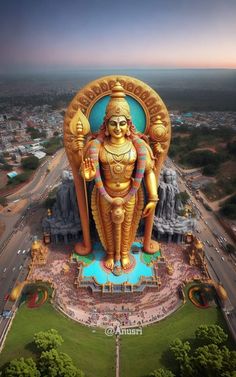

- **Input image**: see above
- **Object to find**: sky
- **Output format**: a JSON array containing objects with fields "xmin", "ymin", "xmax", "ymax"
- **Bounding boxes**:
[{"xmin": 0, "ymin": 0, "xmax": 236, "ymax": 74}]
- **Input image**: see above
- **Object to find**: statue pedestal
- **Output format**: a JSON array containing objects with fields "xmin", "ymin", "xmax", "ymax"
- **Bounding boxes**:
[{"xmin": 73, "ymin": 242, "xmax": 161, "ymax": 293}]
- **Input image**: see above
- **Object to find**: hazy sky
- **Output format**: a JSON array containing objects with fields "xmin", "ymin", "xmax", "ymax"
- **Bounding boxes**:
[{"xmin": 1, "ymin": 0, "xmax": 236, "ymax": 73}]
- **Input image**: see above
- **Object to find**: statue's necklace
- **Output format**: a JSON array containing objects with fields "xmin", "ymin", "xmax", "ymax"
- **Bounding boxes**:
[{"xmin": 104, "ymin": 139, "xmax": 132, "ymax": 157}]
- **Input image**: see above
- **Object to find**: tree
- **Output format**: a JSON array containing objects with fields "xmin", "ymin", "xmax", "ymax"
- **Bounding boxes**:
[
  {"xmin": 221, "ymin": 348, "xmax": 236, "ymax": 376},
  {"xmin": 195, "ymin": 325, "xmax": 228, "ymax": 345},
  {"xmin": 2, "ymin": 357, "xmax": 40, "ymax": 377},
  {"xmin": 193, "ymin": 344, "xmax": 224, "ymax": 376},
  {"xmin": 149, "ymin": 368, "xmax": 175, "ymax": 377},
  {"xmin": 169, "ymin": 339, "xmax": 191, "ymax": 364},
  {"xmin": 38, "ymin": 349, "xmax": 84, "ymax": 377},
  {"xmin": 22, "ymin": 156, "xmax": 39, "ymax": 170},
  {"xmin": 0, "ymin": 196, "xmax": 7, "ymax": 206},
  {"xmin": 44, "ymin": 197, "xmax": 56, "ymax": 209},
  {"xmin": 34, "ymin": 329, "xmax": 63, "ymax": 352},
  {"xmin": 220, "ymin": 204, "xmax": 236, "ymax": 220},
  {"xmin": 2, "ymin": 163, "xmax": 12, "ymax": 171},
  {"xmin": 7, "ymin": 172, "xmax": 31, "ymax": 186},
  {"xmin": 169, "ymin": 338, "xmax": 194, "ymax": 377},
  {"xmin": 176, "ymin": 191, "xmax": 190, "ymax": 206},
  {"xmin": 202, "ymin": 164, "xmax": 217, "ymax": 176}
]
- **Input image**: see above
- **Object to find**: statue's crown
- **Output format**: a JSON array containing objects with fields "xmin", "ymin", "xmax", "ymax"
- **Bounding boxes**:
[{"xmin": 105, "ymin": 80, "xmax": 131, "ymax": 120}]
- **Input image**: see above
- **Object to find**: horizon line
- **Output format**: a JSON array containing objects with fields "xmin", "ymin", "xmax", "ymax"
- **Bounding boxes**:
[{"xmin": 0, "ymin": 66, "xmax": 236, "ymax": 76}]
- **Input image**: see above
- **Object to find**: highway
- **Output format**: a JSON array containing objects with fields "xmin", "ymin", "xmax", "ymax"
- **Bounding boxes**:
[
  {"xmin": 0, "ymin": 148, "xmax": 69, "ymax": 315},
  {"xmin": 0, "ymin": 226, "xmax": 31, "ymax": 312},
  {"xmin": 167, "ymin": 158, "xmax": 236, "ymax": 337},
  {"xmin": 0, "ymin": 149, "xmax": 68, "ymax": 248}
]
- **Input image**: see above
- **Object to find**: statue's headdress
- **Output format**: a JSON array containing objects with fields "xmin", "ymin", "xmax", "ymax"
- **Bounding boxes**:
[{"xmin": 105, "ymin": 81, "xmax": 131, "ymax": 121}]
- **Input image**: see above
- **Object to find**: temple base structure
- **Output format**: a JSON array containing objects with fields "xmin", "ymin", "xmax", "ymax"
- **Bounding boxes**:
[{"xmin": 73, "ymin": 242, "xmax": 162, "ymax": 294}]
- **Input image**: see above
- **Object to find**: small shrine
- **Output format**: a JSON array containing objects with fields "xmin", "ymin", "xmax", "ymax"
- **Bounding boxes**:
[{"xmin": 31, "ymin": 237, "xmax": 48, "ymax": 265}]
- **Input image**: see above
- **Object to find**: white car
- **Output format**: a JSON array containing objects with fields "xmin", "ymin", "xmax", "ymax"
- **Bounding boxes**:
[
  {"xmin": 17, "ymin": 249, "xmax": 21, "ymax": 254},
  {"xmin": 22, "ymin": 250, "xmax": 26, "ymax": 254},
  {"xmin": 221, "ymin": 256, "xmax": 225, "ymax": 261}
]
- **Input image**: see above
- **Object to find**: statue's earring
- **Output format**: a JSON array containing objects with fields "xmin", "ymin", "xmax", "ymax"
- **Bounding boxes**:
[
  {"xmin": 105, "ymin": 128, "xmax": 109, "ymax": 136},
  {"xmin": 126, "ymin": 128, "xmax": 131, "ymax": 136}
]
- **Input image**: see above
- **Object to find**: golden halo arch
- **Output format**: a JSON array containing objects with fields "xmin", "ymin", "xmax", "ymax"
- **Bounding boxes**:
[{"xmin": 64, "ymin": 75, "xmax": 171, "ymax": 165}]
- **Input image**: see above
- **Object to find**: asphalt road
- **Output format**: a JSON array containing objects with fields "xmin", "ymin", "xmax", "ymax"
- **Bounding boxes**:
[
  {"xmin": 0, "ymin": 149, "xmax": 68, "ymax": 248},
  {"xmin": 0, "ymin": 149, "xmax": 69, "ymax": 314},
  {"xmin": 167, "ymin": 158, "xmax": 236, "ymax": 337},
  {"xmin": 0, "ymin": 225, "xmax": 31, "ymax": 313}
]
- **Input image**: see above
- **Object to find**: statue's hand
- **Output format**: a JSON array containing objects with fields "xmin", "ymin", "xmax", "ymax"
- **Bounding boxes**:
[
  {"xmin": 142, "ymin": 202, "xmax": 156, "ymax": 218},
  {"xmin": 81, "ymin": 158, "xmax": 96, "ymax": 181}
]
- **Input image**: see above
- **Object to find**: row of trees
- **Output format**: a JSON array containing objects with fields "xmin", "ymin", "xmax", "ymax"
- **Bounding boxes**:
[
  {"xmin": 0, "ymin": 329, "xmax": 84, "ymax": 377},
  {"xmin": 180, "ymin": 149, "xmax": 226, "ymax": 175},
  {"xmin": 44, "ymin": 137, "xmax": 63, "ymax": 155},
  {"xmin": 148, "ymin": 325, "xmax": 235, "ymax": 377},
  {"xmin": 26, "ymin": 126, "xmax": 46, "ymax": 140},
  {"xmin": 170, "ymin": 126, "xmax": 236, "ymax": 178},
  {"xmin": 7, "ymin": 156, "xmax": 40, "ymax": 186}
]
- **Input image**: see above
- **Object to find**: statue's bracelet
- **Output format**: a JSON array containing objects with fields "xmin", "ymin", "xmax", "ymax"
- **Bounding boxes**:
[{"xmin": 149, "ymin": 197, "xmax": 159, "ymax": 202}]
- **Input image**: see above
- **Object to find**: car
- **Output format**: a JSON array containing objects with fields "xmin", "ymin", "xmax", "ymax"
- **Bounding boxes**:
[
  {"xmin": 216, "ymin": 248, "xmax": 219, "ymax": 253},
  {"xmin": 12, "ymin": 267, "xmax": 16, "ymax": 271},
  {"xmin": 17, "ymin": 249, "xmax": 21, "ymax": 254},
  {"xmin": 19, "ymin": 265, "xmax": 23, "ymax": 270},
  {"xmin": 22, "ymin": 250, "xmax": 26, "ymax": 254},
  {"xmin": 221, "ymin": 256, "xmax": 225, "ymax": 261},
  {"xmin": 3, "ymin": 267, "xmax": 7, "ymax": 273}
]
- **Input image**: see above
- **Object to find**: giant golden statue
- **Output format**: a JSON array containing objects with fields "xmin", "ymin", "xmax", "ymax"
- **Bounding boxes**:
[{"xmin": 64, "ymin": 76, "xmax": 171, "ymax": 273}]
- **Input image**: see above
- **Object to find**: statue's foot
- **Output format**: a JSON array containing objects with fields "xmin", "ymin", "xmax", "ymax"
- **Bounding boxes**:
[
  {"xmin": 104, "ymin": 257, "xmax": 114, "ymax": 271},
  {"xmin": 121, "ymin": 255, "xmax": 131, "ymax": 270}
]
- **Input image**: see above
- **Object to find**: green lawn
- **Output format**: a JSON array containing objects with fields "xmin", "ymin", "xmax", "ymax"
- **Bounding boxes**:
[
  {"xmin": 0, "ymin": 302, "xmax": 115, "ymax": 377},
  {"xmin": 120, "ymin": 299, "xmax": 230, "ymax": 377},
  {"xmin": 0, "ymin": 293, "xmax": 232, "ymax": 377}
]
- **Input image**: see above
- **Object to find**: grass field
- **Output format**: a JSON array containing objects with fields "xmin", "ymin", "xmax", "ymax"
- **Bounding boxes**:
[
  {"xmin": 0, "ymin": 302, "xmax": 115, "ymax": 377},
  {"xmin": 120, "ymin": 300, "xmax": 231, "ymax": 377},
  {"xmin": 0, "ymin": 294, "xmax": 232, "ymax": 377}
]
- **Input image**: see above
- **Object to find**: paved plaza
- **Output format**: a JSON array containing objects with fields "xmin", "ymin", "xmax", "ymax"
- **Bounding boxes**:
[{"xmin": 28, "ymin": 242, "xmax": 203, "ymax": 328}]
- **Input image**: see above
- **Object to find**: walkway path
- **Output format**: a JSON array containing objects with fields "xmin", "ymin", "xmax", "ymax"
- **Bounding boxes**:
[{"xmin": 116, "ymin": 335, "xmax": 120, "ymax": 377}]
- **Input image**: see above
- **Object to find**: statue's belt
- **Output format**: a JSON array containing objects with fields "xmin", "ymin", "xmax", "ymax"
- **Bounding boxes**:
[{"xmin": 104, "ymin": 185, "xmax": 131, "ymax": 198}]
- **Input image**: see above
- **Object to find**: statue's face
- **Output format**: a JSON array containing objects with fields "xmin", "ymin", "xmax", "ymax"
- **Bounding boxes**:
[
  {"xmin": 165, "ymin": 171, "xmax": 172, "ymax": 183},
  {"xmin": 107, "ymin": 116, "xmax": 128, "ymax": 139}
]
